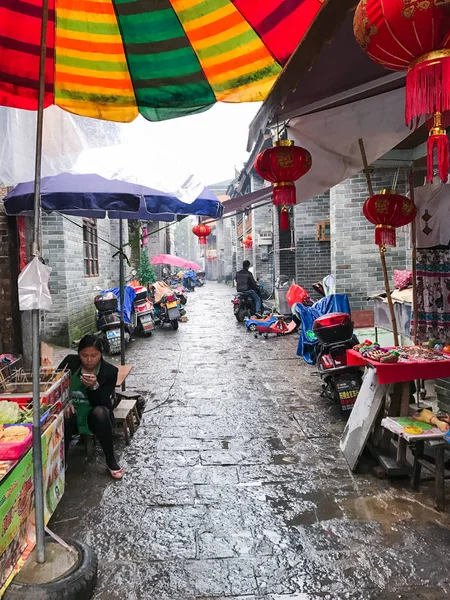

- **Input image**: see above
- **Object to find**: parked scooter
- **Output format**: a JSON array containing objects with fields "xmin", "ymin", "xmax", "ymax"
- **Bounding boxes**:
[
  {"xmin": 312, "ymin": 313, "xmax": 362, "ymax": 413},
  {"xmin": 94, "ymin": 291, "xmax": 133, "ymax": 355},
  {"xmin": 183, "ymin": 270, "xmax": 198, "ymax": 291},
  {"xmin": 232, "ymin": 284, "xmax": 268, "ymax": 323},
  {"xmin": 196, "ymin": 270, "xmax": 206, "ymax": 287},
  {"xmin": 131, "ymin": 285, "xmax": 154, "ymax": 337},
  {"xmin": 172, "ymin": 285, "xmax": 188, "ymax": 306},
  {"xmin": 149, "ymin": 282, "xmax": 181, "ymax": 330}
]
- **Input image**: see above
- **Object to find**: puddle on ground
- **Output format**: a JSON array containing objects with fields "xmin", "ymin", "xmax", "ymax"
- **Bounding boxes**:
[
  {"xmin": 284, "ymin": 433, "xmax": 304, "ymax": 446},
  {"xmin": 267, "ymin": 437, "xmax": 286, "ymax": 451},
  {"xmin": 221, "ymin": 440, "xmax": 230, "ymax": 449},
  {"xmin": 275, "ymin": 491, "xmax": 344, "ymax": 527},
  {"xmin": 272, "ymin": 453, "xmax": 299, "ymax": 465},
  {"xmin": 339, "ymin": 493, "xmax": 450, "ymax": 537}
]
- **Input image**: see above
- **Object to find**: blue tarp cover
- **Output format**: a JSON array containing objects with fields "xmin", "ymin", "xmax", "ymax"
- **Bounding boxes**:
[
  {"xmin": 294, "ymin": 294, "xmax": 351, "ymax": 365},
  {"xmin": 104, "ymin": 286, "xmax": 136, "ymax": 324}
]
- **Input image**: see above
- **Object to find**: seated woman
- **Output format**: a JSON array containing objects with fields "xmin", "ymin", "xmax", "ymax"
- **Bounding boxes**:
[{"xmin": 59, "ymin": 335, "xmax": 124, "ymax": 480}]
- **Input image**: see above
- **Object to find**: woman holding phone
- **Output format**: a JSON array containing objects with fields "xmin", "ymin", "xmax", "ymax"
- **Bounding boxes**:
[{"xmin": 59, "ymin": 335, "xmax": 124, "ymax": 480}]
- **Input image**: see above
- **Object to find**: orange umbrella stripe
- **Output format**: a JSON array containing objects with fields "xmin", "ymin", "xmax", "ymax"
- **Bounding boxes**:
[
  {"xmin": 187, "ymin": 10, "xmax": 244, "ymax": 43},
  {"xmin": 202, "ymin": 46, "xmax": 274, "ymax": 79},
  {"xmin": 56, "ymin": 71, "xmax": 134, "ymax": 91},
  {"xmin": 56, "ymin": 36, "xmax": 126, "ymax": 56}
]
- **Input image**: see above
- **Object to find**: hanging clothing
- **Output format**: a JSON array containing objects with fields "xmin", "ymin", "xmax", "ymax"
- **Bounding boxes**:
[
  {"xmin": 414, "ymin": 248, "xmax": 450, "ymax": 343},
  {"xmin": 414, "ymin": 183, "xmax": 450, "ymax": 248}
]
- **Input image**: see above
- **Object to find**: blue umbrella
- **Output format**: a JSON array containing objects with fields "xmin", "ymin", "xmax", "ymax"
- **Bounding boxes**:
[
  {"xmin": 4, "ymin": 172, "xmax": 223, "ymax": 219},
  {"xmin": 4, "ymin": 172, "xmax": 221, "ymax": 365}
]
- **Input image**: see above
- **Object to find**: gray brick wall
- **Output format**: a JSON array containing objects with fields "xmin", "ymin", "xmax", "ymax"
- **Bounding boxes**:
[
  {"xmin": 0, "ymin": 187, "xmax": 22, "ymax": 353},
  {"xmin": 251, "ymin": 202, "xmax": 274, "ymax": 291},
  {"xmin": 330, "ymin": 169, "xmax": 410, "ymax": 311},
  {"xmin": 294, "ymin": 192, "xmax": 331, "ymax": 299},
  {"xmin": 42, "ymin": 215, "xmax": 127, "ymax": 345}
]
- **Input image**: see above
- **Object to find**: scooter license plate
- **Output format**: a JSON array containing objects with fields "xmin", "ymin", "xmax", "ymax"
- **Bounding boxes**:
[
  {"xmin": 168, "ymin": 308, "xmax": 180, "ymax": 319},
  {"xmin": 142, "ymin": 318, "xmax": 154, "ymax": 331},
  {"xmin": 107, "ymin": 330, "xmax": 120, "ymax": 339},
  {"xmin": 167, "ymin": 301, "xmax": 178, "ymax": 309}
]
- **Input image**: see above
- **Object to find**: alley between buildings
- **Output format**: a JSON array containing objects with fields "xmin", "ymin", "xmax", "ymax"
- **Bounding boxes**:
[{"xmin": 52, "ymin": 283, "xmax": 450, "ymax": 600}]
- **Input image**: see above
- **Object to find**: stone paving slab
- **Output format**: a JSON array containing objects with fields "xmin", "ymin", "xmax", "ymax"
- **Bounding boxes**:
[{"xmin": 51, "ymin": 283, "xmax": 450, "ymax": 599}]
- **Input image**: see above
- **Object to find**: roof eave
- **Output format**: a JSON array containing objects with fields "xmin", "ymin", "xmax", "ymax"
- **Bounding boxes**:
[{"xmin": 247, "ymin": 0, "xmax": 358, "ymax": 151}]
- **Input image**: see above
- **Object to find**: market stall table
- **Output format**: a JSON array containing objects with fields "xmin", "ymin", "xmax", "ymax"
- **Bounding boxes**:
[
  {"xmin": 341, "ymin": 347, "xmax": 450, "ymax": 474},
  {"xmin": 0, "ymin": 370, "xmax": 69, "ymax": 597},
  {"xmin": 116, "ymin": 365, "xmax": 132, "ymax": 390}
]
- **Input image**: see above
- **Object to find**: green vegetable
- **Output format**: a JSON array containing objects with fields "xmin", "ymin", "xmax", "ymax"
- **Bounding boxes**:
[
  {"xmin": 18, "ymin": 405, "xmax": 48, "ymax": 424},
  {"xmin": 0, "ymin": 401, "xmax": 20, "ymax": 424}
]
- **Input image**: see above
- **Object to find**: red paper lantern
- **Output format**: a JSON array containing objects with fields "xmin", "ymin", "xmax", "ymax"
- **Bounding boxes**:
[
  {"xmin": 363, "ymin": 189, "xmax": 417, "ymax": 247},
  {"xmin": 192, "ymin": 223, "xmax": 212, "ymax": 245},
  {"xmin": 242, "ymin": 234, "xmax": 253, "ymax": 249},
  {"xmin": 353, "ymin": 0, "xmax": 450, "ymax": 182},
  {"xmin": 254, "ymin": 140, "xmax": 312, "ymax": 206}
]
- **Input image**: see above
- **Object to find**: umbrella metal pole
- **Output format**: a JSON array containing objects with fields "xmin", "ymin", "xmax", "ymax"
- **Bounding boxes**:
[
  {"xmin": 119, "ymin": 219, "xmax": 126, "ymax": 377},
  {"xmin": 358, "ymin": 138, "xmax": 399, "ymax": 346},
  {"xmin": 32, "ymin": 0, "xmax": 50, "ymax": 565}
]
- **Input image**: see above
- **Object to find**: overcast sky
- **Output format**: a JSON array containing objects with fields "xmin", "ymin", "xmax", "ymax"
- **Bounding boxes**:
[{"xmin": 120, "ymin": 102, "xmax": 261, "ymax": 187}]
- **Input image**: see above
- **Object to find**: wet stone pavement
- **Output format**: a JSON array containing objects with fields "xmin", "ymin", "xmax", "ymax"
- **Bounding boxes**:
[{"xmin": 52, "ymin": 283, "xmax": 450, "ymax": 600}]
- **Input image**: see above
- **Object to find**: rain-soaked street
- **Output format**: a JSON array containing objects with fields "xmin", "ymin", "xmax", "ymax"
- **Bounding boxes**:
[{"xmin": 52, "ymin": 283, "xmax": 450, "ymax": 600}]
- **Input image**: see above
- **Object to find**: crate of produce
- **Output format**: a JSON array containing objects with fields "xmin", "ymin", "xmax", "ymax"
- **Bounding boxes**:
[{"xmin": 0, "ymin": 401, "xmax": 50, "ymax": 427}]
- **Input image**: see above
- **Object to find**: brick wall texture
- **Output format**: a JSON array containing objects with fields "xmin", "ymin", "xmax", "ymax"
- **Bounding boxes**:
[
  {"xmin": 42, "ymin": 214, "xmax": 128, "ymax": 345},
  {"xmin": 330, "ymin": 169, "xmax": 410, "ymax": 311},
  {"xmin": 251, "ymin": 203, "xmax": 274, "ymax": 291},
  {"xmin": 294, "ymin": 192, "xmax": 331, "ymax": 299}
]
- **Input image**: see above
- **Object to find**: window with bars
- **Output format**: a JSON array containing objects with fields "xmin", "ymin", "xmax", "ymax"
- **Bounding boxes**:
[{"xmin": 83, "ymin": 219, "xmax": 99, "ymax": 277}]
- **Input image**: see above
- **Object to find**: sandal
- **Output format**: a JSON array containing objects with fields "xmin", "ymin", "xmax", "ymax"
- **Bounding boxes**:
[{"xmin": 108, "ymin": 467, "xmax": 125, "ymax": 480}]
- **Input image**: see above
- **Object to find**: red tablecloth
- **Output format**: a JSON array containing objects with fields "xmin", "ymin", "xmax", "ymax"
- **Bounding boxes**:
[{"xmin": 346, "ymin": 348, "xmax": 450, "ymax": 384}]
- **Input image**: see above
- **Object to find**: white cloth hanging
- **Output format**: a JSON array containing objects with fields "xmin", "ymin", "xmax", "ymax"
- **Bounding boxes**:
[{"xmin": 414, "ymin": 182, "xmax": 450, "ymax": 248}]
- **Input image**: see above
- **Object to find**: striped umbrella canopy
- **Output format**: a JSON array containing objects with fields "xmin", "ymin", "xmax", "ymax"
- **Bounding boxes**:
[{"xmin": 0, "ymin": 0, "xmax": 324, "ymax": 122}]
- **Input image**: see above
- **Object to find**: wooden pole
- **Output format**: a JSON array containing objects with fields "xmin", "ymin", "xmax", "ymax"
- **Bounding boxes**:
[
  {"xmin": 409, "ymin": 171, "xmax": 419, "ymax": 345},
  {"xmin": 358, "ymin": 139, "xmax": 399, "ymax": 346}
]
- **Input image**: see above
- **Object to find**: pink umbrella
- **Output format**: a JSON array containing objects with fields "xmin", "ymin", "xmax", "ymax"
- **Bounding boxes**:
[
  {"xmin": 150, "ymin": 254, "xmax": 201, "ymax": 270},
  {"xmin": 184, "ymin": 261, "xmax": 202, "ymax": 271}
]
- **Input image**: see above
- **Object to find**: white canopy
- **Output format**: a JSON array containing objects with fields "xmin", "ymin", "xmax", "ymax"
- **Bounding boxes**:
[
  {"xmin": 289, "ymin": 88, "xmax": 412, "ymax": 203},
  {"xmin": 0, "ymin": 106, "xmax": 206, "ymax": 204}
]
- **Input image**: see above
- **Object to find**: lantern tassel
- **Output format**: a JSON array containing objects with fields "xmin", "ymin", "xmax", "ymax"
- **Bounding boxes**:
[
  {"xmin": 375, "ymin": 225, "xmax": 396, "ymax": 248},
  {"xmin": 427, "ymin": 132, "xmax": 449, "ymax": 184},
  {"xmin": 280, "ymin": 206, "xmax": 290, "ymax": 231},
  {"xmin": 406, "ymin": 54, "xmax": 450, "ymax": 127}
]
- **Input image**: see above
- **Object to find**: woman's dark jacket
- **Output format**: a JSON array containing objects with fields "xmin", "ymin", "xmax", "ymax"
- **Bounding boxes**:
[{"xmin": 58, "ymin": 355, "xmax": 118, "ymax": 409}]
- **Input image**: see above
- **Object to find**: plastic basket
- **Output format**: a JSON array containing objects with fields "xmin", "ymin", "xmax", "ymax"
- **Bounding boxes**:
[{"xmin": 0, "ymin": 429, "xmax": 32, "ymax": 460}]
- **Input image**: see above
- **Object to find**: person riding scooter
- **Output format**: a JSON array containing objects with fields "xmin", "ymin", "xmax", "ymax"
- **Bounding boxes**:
[{"xmin": 235, "ymin": 261, "xmax": 262, "ymax": 315}]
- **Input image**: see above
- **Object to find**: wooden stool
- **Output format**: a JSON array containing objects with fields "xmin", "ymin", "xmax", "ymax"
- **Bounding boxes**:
[
  {"xmin": 411, "ymin": 440, "xmax": 449, "ymax": 512},
  {"xmin": 119, "ymin": 399, "xmax": 140, "ymax": 429},
  {"xmin": 115, "ymin": 391, "xmax": 143, "ymax": 419},
  {"xmin": 113, "ymin": 402, "xmax": 135, "ymax": 444}
]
